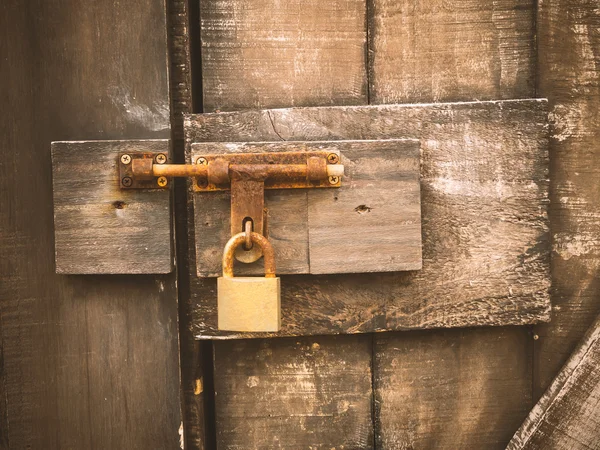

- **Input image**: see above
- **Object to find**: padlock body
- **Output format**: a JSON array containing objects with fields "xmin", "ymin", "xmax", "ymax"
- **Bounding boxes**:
[{"xmin": 217, "ymin": 276, "xmax": 281, "ymax": 332}]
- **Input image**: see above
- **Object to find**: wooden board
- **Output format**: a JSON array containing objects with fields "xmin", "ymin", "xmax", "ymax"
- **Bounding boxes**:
[
  {"xmin": 375, "ymin": 327, "xmax": 533, "ymax": 449},
  {"xmin": 190, "ymin": 139, "xmax": 422, "ymax": 276},
  {"xmin": 199, "ymin": 0, "xmax": 368, "ymax": 112},
  {"xmin": 184, "ymin": 98, "xmax": 550, "ymax": 337},
  {"xmin": 509, "ymin": 313, "xmax": 600, "ymax": 449},
  {"xmin": 51, "ymin": 140, "xmax": 173, "ymax": 274},
  {"xmin": 213, "ymin": 335, "xmax": 374, "ymax": 449},
  {"xmin": 0, "ymin": 1, "xmax": 181, "ymax": 448},
  {"xmin": 533, "ymin": 0, "xmax": 600, "ymax": 400},
  {"xmin": 368, "ymin": 0, "xmax": 536, "ymax": 104},
  {"xmin": 308, "ymin": 140, "xmax": 422, "ymax": 274}
]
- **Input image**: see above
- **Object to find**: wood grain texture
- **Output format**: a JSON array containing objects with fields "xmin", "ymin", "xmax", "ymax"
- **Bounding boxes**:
[
  {"xmin": 0, "ymin": 1, "xmax": 181, "ymax": 448},
  {"xmin": 200, "ymin": 0, "xmax": 368, "ymax": 112},
  {"xmin": 191, "ymin": 140, "xmax": 422, "ymax": 276},
  {"xmin": 184, "ymin": 99, "xmax": 550, "ymax": 337},
  {"xmin": 368, "ymin": 0, "xmax": 536, "ymax": 104},
  {"xmin": 52, "ymin": 140, "xmax": 173, "ymax": 274},
  {"xmin": 213, "ymin": 335, "xmax": 374, "ymax": 449},
  {"xmin": 308, "ymin": 139, "xmax": 422, "ymax": 274},
  {"xmin": 533, "ymin": 0, "xmax": 600, "ymax": 400},
  {"xmin": 509, "ymin": 313, "xmax": 600, "ymax": 449},
  {"xmin": 375, "ymin": 327, "xmax": 533, "ymax": 449}
]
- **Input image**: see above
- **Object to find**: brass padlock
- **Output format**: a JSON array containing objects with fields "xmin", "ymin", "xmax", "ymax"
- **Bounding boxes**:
[{"xmin": 218, "ymin": 232, "xmax": 281, "ymax": 332}]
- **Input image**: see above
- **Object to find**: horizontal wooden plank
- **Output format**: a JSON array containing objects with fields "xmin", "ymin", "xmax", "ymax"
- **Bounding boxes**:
[
  {"xmin": 190, "ymin": 140, "xmax": 421, "ymax": 276},
  {"xmin": 509, "ymin": 313, "xmax": 600, "ymax": 449},
  {"xmin": 185, "ymin": 98, "xmax": 550, "ymax": 337},
  {"xmin": 200, "ymin": 0, "xmax": 368, "ymax": 111},
  {"xmin": 51, "ymin": 140, "xmax": 173, "ymax": 274},
  {"xmin": 213, "ymin": 335, "xmax": 374, "ymax": 449}
]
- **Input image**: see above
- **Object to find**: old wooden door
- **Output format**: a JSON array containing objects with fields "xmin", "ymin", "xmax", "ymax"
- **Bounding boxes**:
[{"xmin": 2, "ymin": 0, "xmax": 599, "ymax": 449}]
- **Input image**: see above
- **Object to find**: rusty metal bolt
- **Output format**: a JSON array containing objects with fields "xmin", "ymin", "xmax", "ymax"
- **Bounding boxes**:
[
  {"xmin": 155, "ymin": 153, "xmax": 167, "ymax": 164},
  {"xmin": 120, "ymin": 154, "xmax": 132, "ymax": 165},
  {"xmin": 122, "ymin": 177, "xmax": 133, "ymax": 187},
  {"xmin": 327, "ymin": 153, "xmax": 339, "ymax": 164},
  {"xmin": 197, "ymin": 178, "xmax": 208, "ymax": 188},
  {"xmin": 157, "ymin": 176, "xmax": 168, "ymax": 187},
  {"xmin": 196, "ymin": 157, "xmax": 208, "ymax": 165},
  {"xmin": 328, "ymin": 176, "xmax": 340, "ymax": 185}
]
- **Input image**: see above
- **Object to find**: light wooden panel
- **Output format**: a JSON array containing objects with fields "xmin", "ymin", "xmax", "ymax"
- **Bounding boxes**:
[
  {"xmin": 185, "ymin": 98, "xmax": 550, "ymax": 337},
  {"xmin": 200, "ymin": 0, "xmax": 368, "ymax": 111},
  {"xmin": 375, "ymin": 327, "xmax": 532, "ymax": 449},
  {"xmin": 190, "ymin": 140, "xmax": 422, "ymax": 276},
  {"xmin": 533, "ymin": 0, "xmax": 600, "ymax": 400},
  {"xmin": 308, "ymin": 140, "xmax": 422, "ymax": 274},
  {"xmin": 52, "ymin": 140, "xmax": 173, "ymax": 274},
  {"xmin": 509, "ymin": 314, "xmax": 600, "ymax": 449},
  {"xmin": 0, "ymin": 1, "xmax": 181, "ymax": 448},
  {"xmin": 369, "ymin": 0, "xmax": 535, "ymax": 104},
  {"xmin": 213, "ymin": 335, "xmax": 374, "ymax": 449}
]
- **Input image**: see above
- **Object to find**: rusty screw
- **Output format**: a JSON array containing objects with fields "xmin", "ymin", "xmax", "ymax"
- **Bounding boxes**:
[
  {"xmin": 196, "ymin": 157, "xmax": 208, "ymax": 165},
  {"xmin": 155, "ymin": 153, "xmax": 167, "ymax": 164},
  {"xmin": 327, "ymin": 153, "xmax": 339, "ymax": 164},
  {"xmin": 122, "ymin": 177, "xmax": 133, "ymax": 187},
  {"xmin": 197, "ymin": 178, "xmax": 208, "ymax": 188},
  {"xmin": 328, "ymin": 176, "xmax": 340, "ymax": 185},
  {"xmin": 157, "ymin": 176, "xmax": 168, "ymax": 187},
  {"xmin": 120, "ymin": 154, "xmax": 132, "ymax": 165}
]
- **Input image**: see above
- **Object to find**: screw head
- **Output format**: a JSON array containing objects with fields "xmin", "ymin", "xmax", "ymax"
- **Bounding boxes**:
[
  {"xmin": 155, "ymin": 153, "xmax": 167, "ymax": 164},
  {"xmin": 157, "ymin": 176, "xmax": 168, "ymax": 187},
  {"xmin": 327, "ymin": 153, "xmax": 339, "ymax": 164},
  {"xmin": 122, "ymin": 177, "xmax": 133, "ymax": 187},
  {"xmin": 120, "ymin": 154, "xmax": 132, "ymax": 165},
  {"xmin": 328, "ymin": 176, "xmax": 340, "ymax": 185},
  {"xmin": 197, "ymin": 178, "xmax": 208, "ymax": 188},
  {"xmin": 196, "ymin": 157, "xmax": 208, "ymax": 165}
]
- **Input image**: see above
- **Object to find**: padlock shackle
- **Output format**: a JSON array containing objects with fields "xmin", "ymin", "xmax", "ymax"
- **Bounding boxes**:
[{"xmin": 222, "ymin": 232, "xmax": 276, "ymax": 278}]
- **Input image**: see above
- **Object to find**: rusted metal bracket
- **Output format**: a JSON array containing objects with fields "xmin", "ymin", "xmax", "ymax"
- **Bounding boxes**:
[{"xmin": 119, "ymin": 150, "xmax": 344, "ymax": 262}]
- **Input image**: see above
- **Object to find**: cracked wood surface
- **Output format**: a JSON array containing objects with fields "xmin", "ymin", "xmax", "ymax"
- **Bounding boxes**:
[{"xmin": 185, "ymin": 99, "xmax": 550, "ymax": 337}]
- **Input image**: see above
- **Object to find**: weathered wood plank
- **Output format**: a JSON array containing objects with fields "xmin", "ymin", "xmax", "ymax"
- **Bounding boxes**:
[
  {"xmin": 533, "ymin": 0, "xmax": 600, "ymax": 400},
  {"xmin": 368, "ymin": 0, "xmax": 536, "ymax": 104},
  {"xmin": 307, "ymin": 139, "xmax": 422, "ymax": 274},
  {"xmin": 51, "ymin": 140, "xmax": 173, "ymax": 274},
  {"xmin": 0, "ymin": 1, "xmax": 181, "ymax": 448},
  {"xmin": 375, "ymin": 327, "xmax": 533, "ymax": 449},
  {"xmin": 190, "ymin": 139, "xmax": 422, "ymax": 276},
  {"xmin": 213, "ymin": 335, "xmax": 374, "ymax": 449},
  {"xmin": 185, "ymin": 99, "xmax": 550, "ymax": 337},
  {"xmin": 509, "ymin": 313, "xmax": 600, "ymax": 449},
  {"xmin": 200, "ymin": 0, "xmax": 368, "ymax": 111}
]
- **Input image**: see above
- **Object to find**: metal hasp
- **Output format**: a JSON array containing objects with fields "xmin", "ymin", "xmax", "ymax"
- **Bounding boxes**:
[{"xmin": 119, "ymin": 150, "xmax": 345, "ymax": 262}]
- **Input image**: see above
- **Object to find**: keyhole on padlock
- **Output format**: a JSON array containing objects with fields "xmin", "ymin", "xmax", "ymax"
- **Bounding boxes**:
[{"xmin": 242, "ymin": 218, "xmax": 254, "ymax": 250}]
